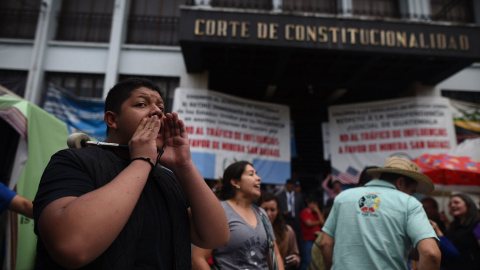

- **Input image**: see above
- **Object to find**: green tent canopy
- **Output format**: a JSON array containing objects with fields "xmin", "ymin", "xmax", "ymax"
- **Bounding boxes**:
[{"xmin": 0, "ymin": 87, "xmax": 68, "ymax": 270}]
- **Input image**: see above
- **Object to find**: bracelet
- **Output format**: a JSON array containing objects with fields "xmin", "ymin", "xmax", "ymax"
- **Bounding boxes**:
[{"xmin": 131, "ymin": 157, "xmax": 155, "ymax": 170}]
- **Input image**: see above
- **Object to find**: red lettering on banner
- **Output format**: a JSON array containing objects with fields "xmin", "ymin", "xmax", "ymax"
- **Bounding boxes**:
[
  {"xmin": 195, "ymin": 127, "xmax": 204, "ymax": 135},
  {"xmin": 360, "ymin": 131, "xmax": 390, "ymax": 140},
  {"xmin": 260, "ymin": 148, "xmax": 280, "ymax": 157},
  {"xmin": 392, "ymin": 130, "xmax": 402, "ymax": 138},
  {"xmin": 234, "ymin": 132, "xmax": 242, "ymax": 140},
  {"xmin": 222, "ymin": 143, "xmax": 245, "ymax": 152},
  {"xmin": 206, "ymin": 127, "xmax": 234, "ymax": 139},
  {"xmin": 427, "ymin": 141, "xmax": 450, "ymax": 149},
  {"xmin": 379, "ymin": 142, "xmax": 408, "ymax": 151},
  {"xmin": 339, "ymin": 147, "xmax": 343, "ymax": 154},
  {"xmin": 244, "ymin": 134, "xmax": 253, "ymax": 141},
  {"xmin": 186, "ymin": 126, "xmax": 194, "ymax": 134},
  {"xmin": 403, "ymin": 128, "xmax": 447, "ymax": 137},
  {"xmin": 189, "ymin": 139, "xmax": 210, "ymax": 148},
  {"xmin": 350, "ymin": 134, "xmax": 359, "ymax": 141},
  {"xmin": 410, "ymin": 141, "xmax": 425, "ymax": 149},
  {"xmin": 368, "ymin": 144, "xmax": 377, "ymax": 152},
  {"xmin": 242, "ymin": 133, "xmax": 279, "ymax": 145},
  {"xmin": 344, "ymin": 145, "xmax": 367, "ymax": 153},
  {"xmin": 247, "ymin": 146, "xmax": 258, "ymax": 154},
  {"xmin": 224, "ymin": 130, "xmax": 232, "ymax": 139},
  {"xmin": 340, "ymin": 134, "xmax": 348, "ymax": 142},
  {"xmin": 212, "ymin": 141, "xmax": 220, "ymax": 149}
]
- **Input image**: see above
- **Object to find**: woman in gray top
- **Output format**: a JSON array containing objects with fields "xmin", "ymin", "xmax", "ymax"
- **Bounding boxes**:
[{"xmin": 192, "ymin": 161, "xmax": 285, "ymax": 270}]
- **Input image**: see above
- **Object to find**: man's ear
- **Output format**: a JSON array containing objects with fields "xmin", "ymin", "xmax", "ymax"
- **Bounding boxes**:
[
  {"xmin": 395, "ymin": 177, "xmax": 406, "ymax": 191},
  {"xmin": 104, "ymin": 111, "xmax": 118, "ymax": 130}
]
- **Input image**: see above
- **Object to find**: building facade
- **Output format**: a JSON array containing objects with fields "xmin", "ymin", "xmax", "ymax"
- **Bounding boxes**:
[{"xmin": 1, "ymin": 0, "xmax": 479, "ymax": 184}]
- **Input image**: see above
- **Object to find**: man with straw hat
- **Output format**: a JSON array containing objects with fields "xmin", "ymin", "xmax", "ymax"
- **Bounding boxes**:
[{"xmin": 320, "ymin": 157, "xmax": 441, "ymax": 270}]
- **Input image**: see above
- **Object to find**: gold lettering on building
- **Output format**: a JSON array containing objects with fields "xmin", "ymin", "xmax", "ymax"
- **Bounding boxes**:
[
  {"xmin": 257, "ymin": 23, "xmax": 278, "ymax": 39},
  {"xmin": 194, "ymin": 19, "xmax": 205, "ymax": 35},
  {"xmin": 459, "ymin": 35, "xmax": 469, "ymax": 50},
  {"xmin": 205, "ymin": 20, "xmax": 215, "ymax": 36},
  {"xmin": 307, "ymin": 26, "xmax": 316, "ymax": 42},
  {"xmin": 360, "ymin": 29, "xmax": 369, "ymax": 45},
  {"xmin": 409, "ymin": 33, "xmax": 419, "ymax": 48},
  {"xmin": 318, "ymin": 26, "xmax": 328, "ymax": 42},
  {"xmin": 193, "ymin": 18, "xmax": 472, "ymax": 52},
  {"xmin": 386, "ymin": 31, "xmax": 395, "ymax": 47},
  {"xmin": 285, "ymin": 24, "xmax": 294, "ymax": 40},
  {"xmin": 230, "ymin": 21, "xmax": 240, "ymax": 37},
  {"xmin": 370, "ymin": 29, "xmax": 379, "ymax": 45},
  {"xmin": 241, "ymin": 22, "xmax": 250, "ymax": 38},
  {"xmin": 341, "ymin": 28, "xmax": 347, "ymax": 44},
  {"xmin": 397, "ymin": 32, "xmax": 407, "ymax": 47},
  {"xmin": 347, "ymin": 28, "xmax": 358, "ymax": 44},
  {"xmin": 270, "ymin": 23, "xmax": 279, "ymax": 39},
  {"xmin": 419, "ymin": 33, "xmax": 429, "ymax": 49},
  {"xmin": 258, "ymin": 23, "xmax": 268, "ymax": 39},
  {"xmin": 449, "ymin": 36, "xmax": 458, "ymax": 50},
  {"xmin": 330, "ymin": 27, "xmax": 339, "ymax": 43},
  {"xmin": 437, "ymin": 34, "xmax": 447, "ymax": 49},
  {"xmin": 217, "ymin": 20, "xmax": 227, "ymax": 36}
]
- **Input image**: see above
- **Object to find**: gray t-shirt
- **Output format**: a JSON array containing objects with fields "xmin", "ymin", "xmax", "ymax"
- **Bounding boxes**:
[{"xmin": 213, "ymin": 201, "xmax": 276, "ymax": 270}]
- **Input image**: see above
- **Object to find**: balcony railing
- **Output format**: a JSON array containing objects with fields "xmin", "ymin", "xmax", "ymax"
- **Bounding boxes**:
[
  {"xmin": 126, "ymin": 16, "xmax": 179, "ymax": 46},
  {"xmin": 211, "ymin": 0, "xmax": 273, "ymax": 9},
  {"xmin": 0, "ymin": 9, "xmax": 39, "ymax": 39},
  {"xmin": 56, "ymin": 12, "xmax": 112, "ymax": 42},
  {"xmin": 281, "ymin": 0, "xmax": 337, "ymax": 13}
]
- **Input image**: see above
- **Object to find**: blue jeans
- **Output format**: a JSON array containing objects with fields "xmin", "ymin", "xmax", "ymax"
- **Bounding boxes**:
[{"xmin": 300, "ymin": 240, "xmax": 314, "ymax": 270}]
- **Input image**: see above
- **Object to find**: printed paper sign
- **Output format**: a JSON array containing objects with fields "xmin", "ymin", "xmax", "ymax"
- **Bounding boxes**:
[
  {"xmin": 328, "ymin": 97, "xmax": 456, "ymax": 184},
  {"xmin": 173, "ymin": 88, "xmax": 291, "ymax": 184}
]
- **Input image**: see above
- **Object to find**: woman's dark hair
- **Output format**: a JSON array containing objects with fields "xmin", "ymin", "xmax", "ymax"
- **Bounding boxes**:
[
  {"xmin": 104, "ymin": 77, "xmax": 162, "ymax": 135},
  {"xmin": 450, "ymin": 193, "xmax": 479, "ymax": 226},
  {"xmin": 218, "ymin": 161, "xmax": 252, "ymax": 200},
  {"xmin": 256, "ymin": 192, "xmax": 287, "ymax": 254}
]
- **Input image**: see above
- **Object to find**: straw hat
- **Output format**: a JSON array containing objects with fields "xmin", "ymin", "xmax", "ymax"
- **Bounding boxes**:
[{"xmin": 366, "ymin": 157, "xmax": 434, "ymax": 194}]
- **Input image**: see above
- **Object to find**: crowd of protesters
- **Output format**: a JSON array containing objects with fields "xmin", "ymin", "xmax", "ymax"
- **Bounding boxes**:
[{"xmin": 12, "ymin": 77, "xmax": 477, "ymax": 270}]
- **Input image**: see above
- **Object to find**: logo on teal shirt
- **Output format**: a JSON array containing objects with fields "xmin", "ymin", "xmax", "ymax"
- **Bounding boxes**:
[{"xmin": 358, "ymin": 194, "xmax": 381, "ymax": 213}]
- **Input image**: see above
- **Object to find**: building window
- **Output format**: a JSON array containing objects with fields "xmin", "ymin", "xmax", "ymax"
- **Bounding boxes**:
[
  {"xmin": 0, "ymin": 0, "xmax": 40, "ymax": 39},
  {"xmin": 126, "ymin": 0, "xmax": 187, "ymax": 46},
  {"xmin": 55, "ymin": 0, "xmax": 114, "ymax": 42},
  {"xmin": 282, "ymin": 0, "xmax": 337, "ymax": 14},
  {"xmin": 46, "ymin": 72, "xmax": 105, "ymax": 98},
  {"xmin": 352, "ymin": 0, "xmax": 400, "ymax": 18},
  {"xmin": 119, "ymin": 75, "xmax": 179, "ymax": 112},
  {"xmin": 442, "ymin": 90, "xmax": 480, "ymax": 104},
  {"xmin": 0, "ymin": 69, "xmax": 28, "ymax": 97},
  {"xmin": 430, "ymin": 0, "xmax": 474, "ymax": 23}
]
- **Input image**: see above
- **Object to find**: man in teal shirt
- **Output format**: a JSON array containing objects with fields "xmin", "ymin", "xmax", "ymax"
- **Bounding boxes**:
[{"xmin": 320, "ymin": 157, "xmax": 441, "ymax": 270}]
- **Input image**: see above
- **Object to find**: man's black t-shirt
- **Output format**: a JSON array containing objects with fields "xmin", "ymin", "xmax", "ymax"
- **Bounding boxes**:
[{"xmin": 33, "ymin": 147, "xmax": 190, "ymax": 269}]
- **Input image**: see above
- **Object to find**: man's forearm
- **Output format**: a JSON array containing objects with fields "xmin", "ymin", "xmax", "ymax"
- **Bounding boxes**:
[
  {"xmin": 320, "ymin": 233, "xmax": 334, "ymax": 270},
  {"xmin": 174, "ymin": 162, "xmax": 229, "ymax": 248}
]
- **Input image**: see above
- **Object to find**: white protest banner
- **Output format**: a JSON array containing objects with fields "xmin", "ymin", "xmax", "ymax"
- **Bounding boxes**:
[
  {"xmin": 328, "ymin": 97, "xmax": 456, "ymax": 184},
  {"xmin": 172, "ymin": 88, "xmax": 291, "ymax": 184}
]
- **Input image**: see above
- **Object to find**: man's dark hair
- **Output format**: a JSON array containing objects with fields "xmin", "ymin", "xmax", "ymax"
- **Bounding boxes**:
[
  {"xmin": 219, "ymin": 161, "xmax": 252, "ymax": 200},
  {"xmin": 305, "ymin": 194, "xmax": 319, "ymax": 204},
  {"xmin": 357, "ymin": 166, "xmax": 379, "ymax": 187},
  {"xmin": 421, "ymin": 197, "xmax": 439, "ymax": 209},
  {"xmin": 104, "ymin": 77, "xmax": 162, "ymax": 134},
  {"xmin": 285, "ymin": 179, "xmax": 295, "ymax": 185}
]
